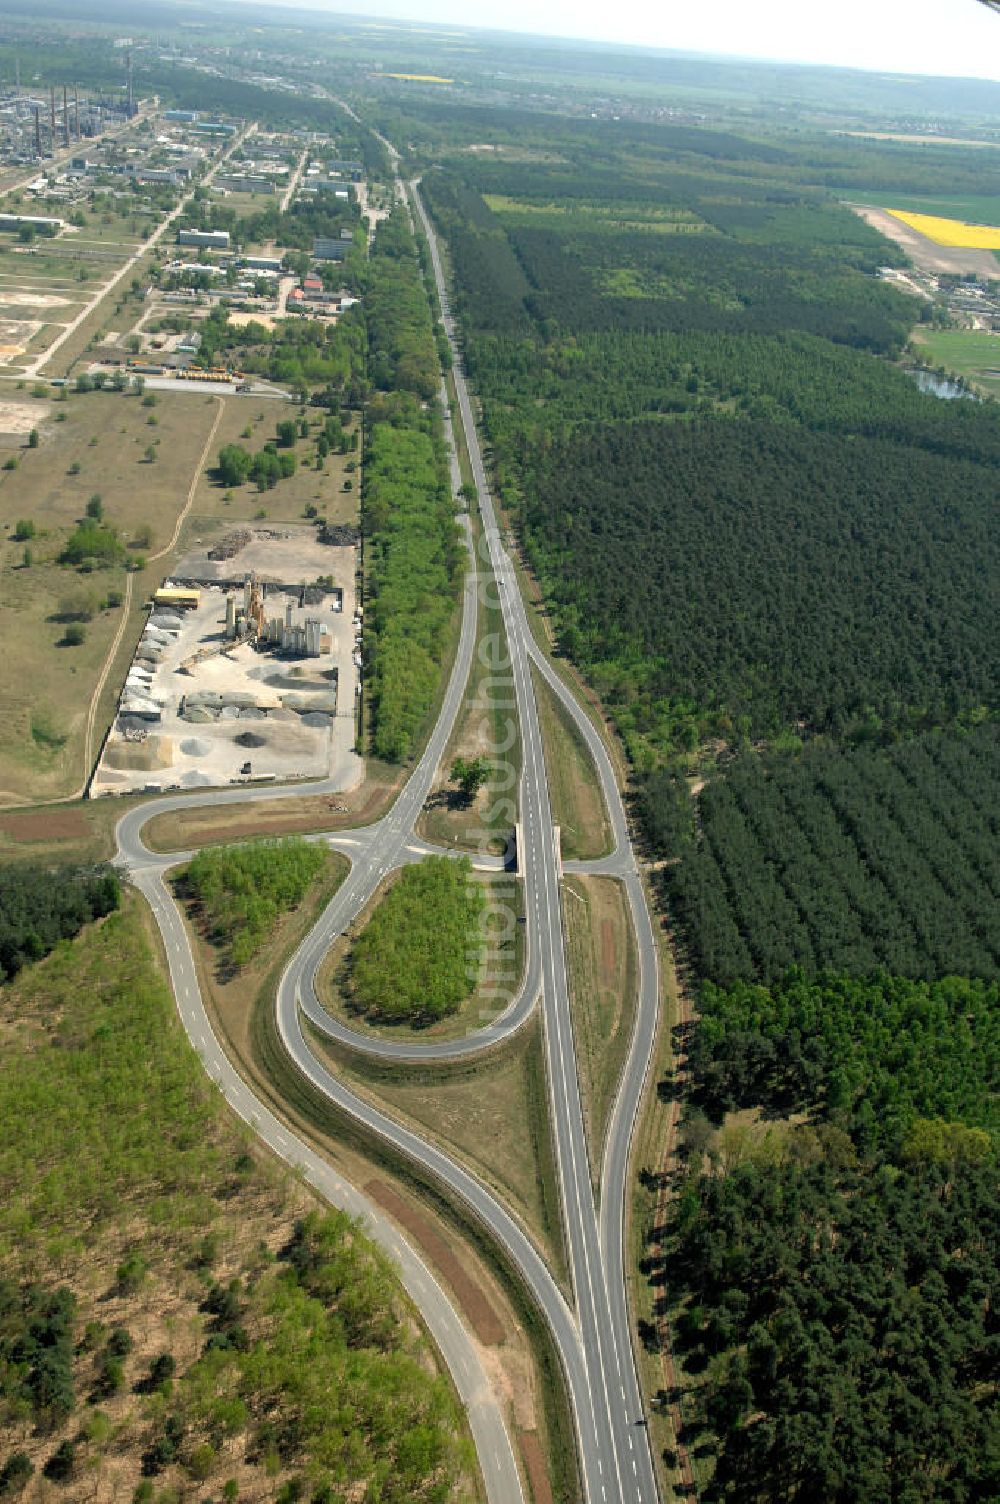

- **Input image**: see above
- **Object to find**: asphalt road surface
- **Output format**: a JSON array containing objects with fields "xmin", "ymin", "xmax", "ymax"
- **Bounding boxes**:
[{"xmin": 115, "ymin": 165, "xmax": 663, "ymax": 1504}]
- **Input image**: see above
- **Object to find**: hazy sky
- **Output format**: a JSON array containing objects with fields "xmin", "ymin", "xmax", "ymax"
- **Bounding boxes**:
[{"xmin": 270, "ymin": 0, "xmax": 1000, "ymax": 83}]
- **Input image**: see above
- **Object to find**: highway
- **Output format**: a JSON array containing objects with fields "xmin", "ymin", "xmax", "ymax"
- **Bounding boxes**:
[
  {"xmin": 411, "ymin": 177, "xmax": 660, "ymax": 1503},
  {"xmin": 115, "ymin": 160, "xmax": 663, "ymax": 1504}
]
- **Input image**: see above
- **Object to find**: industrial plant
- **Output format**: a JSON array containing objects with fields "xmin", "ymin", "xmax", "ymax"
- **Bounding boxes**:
[{"xmin": 92, "ymin": 527, "xmax": 362, "ymax": 798}]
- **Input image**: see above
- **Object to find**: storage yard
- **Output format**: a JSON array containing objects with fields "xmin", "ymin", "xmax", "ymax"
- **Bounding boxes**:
[{"xmin": 92, "ymin": 526, "xmax": 362, "ymax": 797}]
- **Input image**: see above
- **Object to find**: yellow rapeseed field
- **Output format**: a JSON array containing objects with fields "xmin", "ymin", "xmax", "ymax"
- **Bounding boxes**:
[
  {"xmin": 887, "ymin": 209, "xmax": 1000, "ymax": 249},
  {"xmin": 385, "ymin": 72, "xmax": 454, "ymax": 83}
]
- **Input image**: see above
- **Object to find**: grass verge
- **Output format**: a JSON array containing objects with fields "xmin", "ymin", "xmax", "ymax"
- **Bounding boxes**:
[
  {"xmin": 310, "ymin": 1016, "xmax": 569, "ymax": 1295},
  {"xmin": 445, "ymin": 367, "xmax": 476, "ymax": 493},
  {"xmin": 417, "ymin": 579, "xmax": 521, "ymax": 856},
  {"xmin": 628, "ymin": 896, "xmax": 693, "ymax": 1502},
  {"xmin": 562, "ymin": 875, "xmax": 637, "ymax": 1185},
  {"xmin": 142, "ymin": 770, "xmax": 404, "ymax": 852},
  {"xmin": 532, "ymin": 663, "xmax": 612, "ymax": 860}
]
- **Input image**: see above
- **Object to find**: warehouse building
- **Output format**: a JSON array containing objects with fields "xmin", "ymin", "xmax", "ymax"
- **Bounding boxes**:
[
  {"xmin": 178, "ymin": 228, "xmax": 230, "ymax": 250},
  {"xmin": 313, "ymin": 229, "xmax": 353, "ymax": 261}
]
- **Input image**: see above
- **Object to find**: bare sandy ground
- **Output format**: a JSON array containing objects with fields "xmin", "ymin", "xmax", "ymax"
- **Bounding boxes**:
[
  {"xmin": 852, "ymin": 205, "xmax": 1000, "ymax": 277},
  {"xmin": 0, "ymin": 290, "xmax": 72, "ymax": 308},
  {"xmin": 0, "ymin": 399, "xmax": 49, "ymax": 432}
]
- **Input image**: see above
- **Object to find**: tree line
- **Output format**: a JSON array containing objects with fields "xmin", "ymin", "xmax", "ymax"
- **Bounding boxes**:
[
  {"xmin": 362, "ymin": 207, "xmax": 463, "ymax": 763},
  {"xmin": 0, "ymin": 863, "xmax": 119, "ymax": 985}
]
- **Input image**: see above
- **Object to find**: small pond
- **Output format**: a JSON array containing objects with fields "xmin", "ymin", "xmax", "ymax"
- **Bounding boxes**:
[{"xmin": 904, "ymin": 368, "xmax": 980, "ymax": 401}]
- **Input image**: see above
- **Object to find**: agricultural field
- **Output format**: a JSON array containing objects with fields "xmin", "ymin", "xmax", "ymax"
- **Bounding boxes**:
[{"xmin": 887, "ymin": 207, "xmax": 1000, "ymax": 247}]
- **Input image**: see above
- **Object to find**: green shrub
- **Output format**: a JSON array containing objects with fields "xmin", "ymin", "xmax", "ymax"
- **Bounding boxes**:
[{"xmin": 59, "ymin": 520, "xmax": 125, "ymax": 570}]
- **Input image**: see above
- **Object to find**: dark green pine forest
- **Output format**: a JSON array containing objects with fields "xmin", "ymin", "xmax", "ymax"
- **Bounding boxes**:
[{"xmin": 393, "ymin": 99, "xmax": 1000, "ymax": 1502}]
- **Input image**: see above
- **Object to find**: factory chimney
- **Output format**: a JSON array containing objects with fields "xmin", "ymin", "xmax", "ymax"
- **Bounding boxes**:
[
  {"xmin": 74, "ymin": 86, "xmax": 80, "ymax": 140},
  {"xmin": 49, "ymin": 86, "xmax": 55, "ymax": 147},
  {"xmin": 126, "ymin": 48, "xmax": 134, "ymax": 117},
  {"xmin": 14, "ymin": 58, "xmax": 19, "ymax": 92},
  {"xmin": 62, "ymin": 85, "xmax": 69, "ymax": 147},
  {"xmin": 34, "ymin": 107, "xmax": 41, "ymax": 158}
]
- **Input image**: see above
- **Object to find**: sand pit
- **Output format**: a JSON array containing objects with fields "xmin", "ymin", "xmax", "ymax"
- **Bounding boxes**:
[
  {"xmin": 103, "ymin": 735, "xmax": 173, "ymax": 771},
  {"xmin": 0, "ymin": 400, "xmax": 49, "ymax": 433}
]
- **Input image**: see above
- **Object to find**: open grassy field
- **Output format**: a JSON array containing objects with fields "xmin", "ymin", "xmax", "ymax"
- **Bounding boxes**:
[
  {"xmin": 562, "ymin": 875, "xmax": 637, "ymax": 1180},
  {"xmin": 0, "ymin": 884, "xmax": 483, "ymax": 1503},
  {"xmin": 0, "ymin": 386, "xmax": 224, "ymax": 803},
  {"xmin": 877, "ymin": 193, "xmax": 1000, "ymax": 225},
  {"xmin": 910, "ymin": 327, "xmax": 1000, "ymax": 397},
  {"xmin": 317, "ymin": 867, "xmax": 525, "ymax": 1043},
  {"xmin": 186, "ymin": 399, "xmax": 360, "ymax": 531},
  {"xmin": 0, "ymin": 220, "xmax": 147, "ymax": 372}
]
